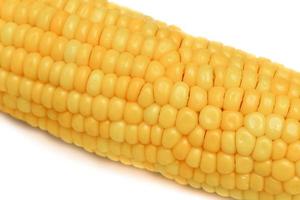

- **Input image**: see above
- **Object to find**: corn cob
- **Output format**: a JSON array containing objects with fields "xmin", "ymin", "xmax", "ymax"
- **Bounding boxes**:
[{"xmin": 0, "ymin": 1, "xmax": 300, "ymax": 200}]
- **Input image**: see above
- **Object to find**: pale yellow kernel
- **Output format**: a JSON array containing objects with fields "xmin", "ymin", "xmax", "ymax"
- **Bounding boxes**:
[
  {"xmin": 131, "ymin": 55, "xmax": 150, "ymax": 78},
  {"xmin": 236, "ymin": 174, "xmax": 250, "ymax": 190},
  {"xmin": 220, "ymin": 173, "xmax": 235, "ymax": 190},
  {"xmin": 49, "ymin": 62, "xmax": 63, "ymax": 86},
  {"xmin": 157, "ymin": 148, "xmax": 174, "ymax": 165},
  {"xmin": 287, "ymin": 142, "xmax": 300, "ymax": 162},
  {"xmin": 86, "ymin": 70, "xmax": 104, "ymax": 96},
  {"xmin": 126, "ymin": 32, "xmax": 143, "ymax": 56},
  {"xmin": 154, "ymin": 38, "xmax": 175, "ymax": 59},
  {"xmin": 145, "ymin": 145, "xmax": 157, "ymax": 163},
  {"xmin": 87, "ymin": 24, "xmax": 102, "ymax": 46},
  {"xmin": 265, "ymin": 177, "xmax": 283, "ymax": 195},
  {"xmin": 74, "ymin": 66, "xmax": 90, "ymax": 91},
  {"xmin": 6, "ymin": 74, "xmax": 20, "ymax": 96},
  {"xmin": 150, "ymin": 126, "xmax": 163, "ymax": 146},
  {"xmin": 85, "ymin": 117, "xmax": 99, "ymax": 137},
  {"xmin": 64, "ymin": 40, "xmax": 81, "ymax": 63},
  {"xmin": 236, "ymin": 127, "xmax": 256, "ymax": 156},
  {"xmin": 63, "ymin": 14, "xmax": 80, "ymax": 39},
  {"xmin": 284, "ymin": 177, "xmax": 300, "ymax": 195},
  {"xmin": 138, "ymin": 83, "xmax": 154, "ymax": 108},
  {"xmin": 51, "ymin": 37, "xmax": 68, "ymax": 61},
  {"xmin": 52, "ymin": 88, "xmax": 67, "ymax": 112},
  {"xmin": 224, "ymin": 66, "xmax": 242, "ymax": 88},
  {"xmin": 165, "ymin": 161, "xmax": 179, "ymax": 176},
  {"xmin": 236, "ymin": 155, "xmax": 253, "ymax": 174},
  {"xmin": 221, "ymin": 111, "xmax": 243, "ymax": 131},
  {"xmin": 38, "ymin": 57, "xmax": 53, "ymax": 83},
  {"xmin": 125, "ymin": 125, "xmax": 138, "ymax": 144},
  {"xmin": 288, "ymin": 98, "xmax": 300, "ymax": 120},
  {"xmin": 72, "ymin": 114, "xmax": 84, "ymax": 132},
  {"xmin": 112, "ymin": 28, "xmax": 130, "ymax": 52},
  {"xmin": 240, "ymin": 89, "xmax": 260, "ymax": 114},
  {"xmin": 200, "ymin": 151, "xmax": 216, "ymax": 174},
  {"xmin": 196, "ymin": 65, "xmax": 213, "ymax": 90},
  {"xmin": 208, "ymin": 87, "xmax": 225, "ymax": 108},
  {"xmin": 41, "ymin": 85, "xmax": 55, "ymax": 109},
  {"xmin": 110, "ymin": 121, "xmax": 125, "ymax": 143},
  {"xmin": 250, "ymin": 174, "xmax": 264, "ymax": 191},
  {"xmin": 100, "ymin": 25, "xmax": 117, "ymax": 49},
  {"xmin": 223, "ymin": 87, "xmax": 244, "ymax": 111},
  {"xmin": 16, "ymin": 98, "xmax": 31, "ymax": 113},
  {"xmin": 169, "ymin": 82, "xmax": 189, "ymax": 109},
  {"xmin": 90, "ymin": 7, "xmax": 107, "ymax": 23},
  {"xmin": 265, "ymin": 114, "xmax": 285, "ymax": 140},
  {"xmin": 173, "ymin": 138, "xmax": 191, "ymax": 160},
  {"xmin": 153, "ymin": 77, "xmax": 172, "ymax": 106},
  {"xmin": 96, "ymin": 138, "xmax": 108, "ymax": 154},
  {"xmin": 115, "ymin": 76, "xmax": 130, "ymax": 99},
  {"xmin": 217, "ymin": 152, "xmax": 234, "ymax": 174},
  {"xmin": 183, "ymin": 63, "xmax": 198, "ymax": 86},
  {"xmin": 160, "ymin": 50, "xmax": 180, "ymax": 67},
  {"xmin": 101, "ymin": 49, "xmax": 119, "ymax": 73},
  {"xmin": 204, "ymin": 129, "xmax": 221, "ymax": 153},
  {"xmin": 272, "ymin": 139, "xmax": 287, "ymax": 160},
  {"xmin": 126, "ymin": 78, "xmax": 145, "ymax": 101},
  {"xmin": 188, "ymin": 86, "xmax": 207, "ymax": 112},
  {"xmin": 59, "ymin": 63, "xmax": 76, "ymax": 91},
  {"xmin": 272, "ymin": 159, "xmax": 295, "ymax": 182},
  {"xmin": 144, "ymin": 104, "xmax": 160, "ymax": 125},
  {"xmin": 188, "ymin": 126, "xmax": 205, "ymax": 148},
  {"xmin": 158, "ymin": 105, "xmax": 177, "ymax": 128},
  {"xmin": 199, "ymin": 105, "xmax": 222, "ymax": 130},
  {"xmin": 253, "ymin": 136, "xmax": 272, "ymax": 161},
  {"xmin": 255, "ymin": 160, "xmax": 272, "ymax": 176},
  {"xmin": 258, "ymin": 92, "xmax": 275, "ymax": 115},
  {"xmin": 124, "ymin": 103, "xmax": 143, "ymax": 124},
  {"xmin": 67, "ymin": 91, "xmax": 80, "ymax": 114},
  {"xmin": 244, "ymin": 112, "xmax": 266, "ymax": 137},
  {"xmin": 108, "ymin": 97, "xmax": 125, "ymax": 121},
  {"xmin": 23, "ymin": 53, "xmax": 41, "ymax": 80},
  {"xmin": 192, "ymin": 49, "xmax": 210, "ymax": 65},
  {"xmin": 1, "ymin": 22, "xmax": 17, "ymax": 46},
  {"xmin": 221, "ymin": 131, "xmax": 236, "ymax": 154},
  {"xmin": 101, "ymin": 74, "xmax": 117, "ymax": 98},
  {"xmin": 176, "ymin": 107, "xmax": 198, "ymax": 134},
  {"xmin": 274, "ymin": 95, "xmax": 290, "ymax": 117},
  {"xmin": 162, "ymin": 128, "xmax": 181, "ymax": 149},
  {"xmin": 79, "ymin": 94, "xmax": 92, "ymax": 116},
  {"xmin": 116, "ymin": 53, "xmax": 134, "ymax": 76},
  {"xmin": 138, "ymin": 123, "xmax": 151, "ymax": 144},
  {"xmin": 145, "ymin": 61, "xmax": 165, "ymax": 82},
  {"xmin": 282, "ymin": 119, "xmax": 300, "ymax": 144}
]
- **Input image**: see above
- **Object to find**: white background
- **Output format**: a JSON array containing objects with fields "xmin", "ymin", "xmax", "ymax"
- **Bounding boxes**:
[{"xmin": 1, "ymin": 1, "xmax": 300, "ymax": 200}]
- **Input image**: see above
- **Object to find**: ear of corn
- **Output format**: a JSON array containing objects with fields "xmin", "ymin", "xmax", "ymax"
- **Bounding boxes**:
[{"xmin": 0, "ymin": 1, "xmax": 300, "ymax": 200}]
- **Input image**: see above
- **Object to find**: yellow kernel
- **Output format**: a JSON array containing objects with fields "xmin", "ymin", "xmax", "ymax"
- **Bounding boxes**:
[
  {"xmin": 272, "ymin": 139, "xmax": 287, "ymax": 160},
  {"xmin": 224, "ymin": 66, "xmax": 242, "ymax": 88},
  {"xmin": 63, "ymin": 14, "xmax": 80, "ymax": 39},
  {"xmin": 124, "ymin": 103, "xmax": 143, "ymax": 124},
  {"xmin": 145, "ymin": 145, "xmax": 157, "ymax": 163},
  {"xmin": 220, "ymin": 173, "xmax": 235, "ymax": 190},
  {"xmin": 173, "ymin": 138, "xmax": 191, "ymax": 160},
  {"xmin": 179, "ymin": 163, "xmax": 194, "ymax": 179},
  {"xmin": 101, "ymin": 74, "xmax": 117, "ymax": 98},
  {"xmin": 112, "ymin": 28, "xmax": 130, "ymax": 52},
  {"xmin": 221, "ymin": 131, "xmax": 236, "ymax": 154},
  {"xmin": 236, "ymin": 155, "xmax": 253, "ymax": 174},
  {"xmin": 196, "ymin": 65, "xmax": 213, "ymax": 90},
  {"xmin": 49, "ymin": 62, "xmax": 63, "ymax": 86},
  {"xmin": 41, "ymin": 85, "xmax": 55, "ymax": 109},
  {"xmin": 288, "ymin": 98, "xmax": 300, "ymax": 120},
  {"xmin": 131, "ymin": 55, "xmax": 149, "ymax": 78},
  {"xmin": 236, "ymin": 127, "xmax": 256, "ymax": 156},
  {"xmin": 51, "ymin": 37, "xmax": 68, "ymax": 61},
  {"xmin": 217, "ymin": 152, "xmax": 234, "ymax": 174},
  {"xmin": 223, "ymin": 87, "xmax": 244, "ymax": 111},
  {"xmin": 1, "ymin": 22, "xmax": 17, "ymax": 46},
  {"xmin": 158, "ymin": 105, "xmax": 177, "ymax": 128},
  {"xmin": 76, "ymin": 43, "xmax": 92, "ymax": 66},
  {"xmin": 282, "ymin": 119, "xmax": 300, "ymax": 144},
  {"xmin": 265, "ymin": 177, "xmax": 283, "ymax": 195},
  {"xmin": 132, "ymin": 144, "xmax": 145, "ymax": 162},
  {"xmin": 255, "ymin": 160, "xmax": 272, "ymax": 176},
  {"xmin": 272, "ymin": 159, "xmax": 295, "ymax": 182},
  {"xmin": 287, "ymin": 142, "xmax": 300, "ymax": 162},
  {"xmin": 75, "ymin": 66, "xmax": 92, "ymax": 92},
  {"xmin": 6, "ymin": 74, "xmax": 20, "ymax": 96},
  {"xmin": 38, "ymin": 57, "xmax": 54, "ymax": 83},
  {"xmin": 176, "ymin": 107, "xmax": 198, "ymax": 134},
  {"xmin": 169, "ymin": 82, "xmax": 189, "ymax": 109},
  {"xmin": 16, "ymin": 98, "xmax": 31, "ymax": 113},
  {"xmin": 101, "ymin": 49, "xmax": 119, "ymax": 73},
  {"xmin": 144, "ymin": 104, "xmax": 160, "ymax": 125},
  {"xmin": 183, "ymin": 63, "xmax": 198, "ymax": 86},
  {"xmin": 59, "ymin": 63, "xmax": 76, "ymax": 90},
  {"xmin": 162, "ymin": 128, "xmax": 181, "ymax": 148},
  {"xmin": 192, "ymin": 49, "xmax": 210, "ymax": 65},
  {"xmin": 126, "ymin": 32, "xmax": 143, "ymax": 55},
  {"xmin": 90, "ymin": 7, "xmax": 107, "ymax": 23},
  {"xmin": 11, "ymin": 48, "xmax": 26, "ymax": 75},
  {"xmin": 208, "ymin": 87, "xmax": 225, "ymax": 108},
  {"xmin": 188, "ymin": 86, "xmax": 207, "ymax": 112},
  {"xmin": 52, "ymin": 88, "xmax": 67, "ymax": 112},
  {"xmin": 244, "ymin": 112, "xmax": 266, "ymax": 137},
  {"xmin": 100, "ymin": 25, "xmax": 117, "ymax": 49},
  {"xmin": 250, "ymin": 174, "xmax": 264, "ymax": 191},
  {"xmin": 126, "ymin": 78, "xmax": 144, "ymax": 101},
  {"xmin": 67, "ymin": 91, "xmax": 80, "ymax": 114},
  {"xmin": 154, "ymin": 38, "xmax": 175, "ymax": 59},
  {"xmin": 108, "ymin": 97, "xmax": 125, "ymax": 121},
  {"xmin": 153, "ymin": 77, "xmax": 172, "ymax": 106},
  {"xmin": 200, "ymin": 151, "xmax": 216, "ymax": 174},
  {"xmin": 64, "ymin": 39, "xmax": 81, "ymax": 63},
  {"xmin": 125, "ymin": 125, "xmax": 138, "ymax": 144},
  {"xmin": 110, "ymin": 121, "xmax": 125, "ymax": 143},
  {"xmin": 87, "ymin": 24, "xmax": 102, "ymax": 46},
  {"xmin": 86, "ymin": 70, "xmax": 104, "ymax": 96},
  {"xmin": 85, "ymin": 117, "xmax": 99, "ymax": 137},
  {"xmin": 115, "ymin": 53, "xmax": 134, "ymax": 76},
  {"xmin": 138, "ymin": 83, "xmax": 154, "ymax": 108},
  {"xmin": 160, "ymin": 50, "xmax": 180, "ymax": 67},
  {"xmin": 284, "ymin": 177, "xmax": 300, "ymax": 195},
  {"xmin": 145, "ymin": 61, "xmax": 165, "ymax": 82},
  {"xmin": 274, "ymin": 95, "xmax": 290, "ymax": 117},
  {"xmin": 79, "ymin": 94, "xmax": 92, "ymax": 116},
  {"xmin": 72, "ymin": 114, "xmax": 84, "ymax": 132},
  {"xmin": 240, "ymin": 89, "xmax": 260, "ymax": 114},
  {"xmin": 138, "ymin": 123, "xmax": 151, "ymax": 144},
  {"xmin": 199, "ymin": 105, "xmax": 222, "ymax": 130},
  {"xmin": 258, "ymin": 92, "xmax": 275, "ymax": 115},
  {"xmin": 253, "ymin": 136, "xmax": 272, "ymax": 161},
  {"xmin": 204, "ymin": 129, "xmax": 221, "ymax": 153},
  {"xmin": 236, "ymin": 174, "xmax": 250, "ymax": 190},
  {"xmin": 221, "ymin": 111, "xmax": 243, "ymax": 131},
  {"xmin": 23, "ymin": 53, "xmax": 41, "ymax": 80},
  {"xmin": 188, "ymin": 126, "xmax": 205, "ymax": 148},
  {"xmin": 115, "ymin": 76, "xmax": 130, "ymax": 99},
  {"xmin": 150, "ymin": 125, "xmax": 163, "ymax": 146},
  {"xmin": 157, "ymin": 148, "xmax": 174, "ymax": 165}
]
